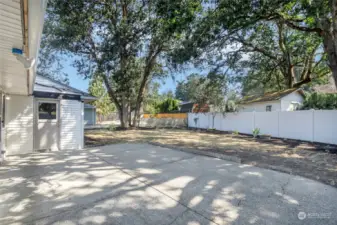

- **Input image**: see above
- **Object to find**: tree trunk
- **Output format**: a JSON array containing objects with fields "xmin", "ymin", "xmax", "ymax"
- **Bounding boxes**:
[
  {"xmin": 132, "ymin": 43, "xmax": 162, "ymax": 127},
  {"xmin": 322, "ymin": 33, "xmax": 337, "ymax": 88},
  {"xmin": 287, "ymin": 65, "xmax": 295, "ymax": 88},
  {"xmin": 128, "ymin": 108, "xmax": 133, "ymax": 127},
  {"xmin": 119, "ymin": 93, "xmax": 129, "ymax": 129},
  {"xmin": 119, "ymin": 108, "xmax": 129, "ymax": 128},
  {"xmin": 132, "ymin": 64, "xmax": 153, "ymax": 126},
  {"xmin": 324, "ymin": 0, "xmax": 337, "ymax": 88},
  {"xmin": 132, "ymin": 102, "xmax": 142, "ymax": 127}
]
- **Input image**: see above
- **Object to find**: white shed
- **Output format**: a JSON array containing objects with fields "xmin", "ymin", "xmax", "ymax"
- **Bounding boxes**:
[
  {"xmin": 4, "ymin": 76, "xmax": 95, "ymax": 155},
  {"xmin": 239, "ymin": 89, "xmax": 305, "ymax": 112}
]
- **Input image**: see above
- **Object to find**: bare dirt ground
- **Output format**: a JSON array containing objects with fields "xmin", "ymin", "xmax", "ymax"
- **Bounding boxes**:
[{"xmin": 85, "ymin": 128, "xmax": 337, "ymax": 188}]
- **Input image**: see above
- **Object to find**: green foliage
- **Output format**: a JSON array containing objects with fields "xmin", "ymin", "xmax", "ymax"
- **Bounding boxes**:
[
  {"xmin": 233, "ymin": 130, "xmax": 239, "ymax": 135},
  {"xmin": 145, "ymin": 97, "xmax": 180, "ymax": 114},
  {"xmin": 143, "ymin": 82, "xmax": 162, "ymax": 114},
  {"xmin": 37, "ymin": 18, "xmax": 69, "ymax": 84},
  {"xmin": 157, "ymin": 98, "xmax": 179, "ymax": 113},
  {"xmin": 301, "ymin": 93, "xmax": 337, "ymax": 110},
  {"xmin": 143, "ymin": 82, "xmax": 179, "ymax": 114},
  {"xmin": 171, "ymin": 0, "xmax": 333, "ymax": 95},
  {"xmin": 42, "ymin": 0, "xmax": 202, "ymax": 127},
  {"xmin": 252, "ymin": 128, "xmax": 261, "ymax": 138},
  {"xmin": 88, "ymin": 75, "xmax": 115, "ymax": 119},
  {"xmin": 175, "ymin": 73, "xmax": 238, "ymax": 112},
  {"xmin": 108, "ymin": 124, "xmax": 116, "ymax": 131},
  {"xmin": 175, "ymin": 73, "xmax": 209, "ymax": 102}
]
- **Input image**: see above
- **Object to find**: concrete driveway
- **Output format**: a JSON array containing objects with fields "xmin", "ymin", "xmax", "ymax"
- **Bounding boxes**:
[{"xmin": 0, "ymin": 143, "xmax": 336, "ymax": 225}]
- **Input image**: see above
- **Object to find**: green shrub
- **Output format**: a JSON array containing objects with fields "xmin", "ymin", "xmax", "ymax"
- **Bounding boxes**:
[
  {"xmin": 233, "ymin": 130, "xmax": 239, "ymax": 135},
  {"xmin": 144, "ymin": 97, "xmax": 180, "ymax": 114},
  {"xmin": 108, "ymin": 124, "xmax": 116, "ymax": 131},
  {"xmin": 301, "ymin": 93, "xmax": 337, "ymax": 110},
  {"xmin": 252, "ymin": 128, "xmax": 260, "ymax": 138},
  {"xmin": 157, "ymin": 98, "xmax": 179, "ymax": 113}
]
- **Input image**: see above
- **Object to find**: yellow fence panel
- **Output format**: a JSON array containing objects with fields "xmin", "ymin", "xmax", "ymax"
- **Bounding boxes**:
[{"xmin": 143, "ymin": 113, "xmax": 187, "ymax": 119}]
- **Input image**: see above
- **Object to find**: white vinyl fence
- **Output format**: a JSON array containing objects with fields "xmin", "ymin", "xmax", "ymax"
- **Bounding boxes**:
[{"xmin": 188, "ymin": 110, "xmax": 337, "ymax": 145}]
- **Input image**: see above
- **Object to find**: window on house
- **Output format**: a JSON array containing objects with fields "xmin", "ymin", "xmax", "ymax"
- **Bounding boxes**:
[
  {"xmin": 266, "ymin": 105, "xmax": 272, "ymax": 112},
  {"xmin": 39, "ymin": 102, "xmax": 57, "ymax": 120}
]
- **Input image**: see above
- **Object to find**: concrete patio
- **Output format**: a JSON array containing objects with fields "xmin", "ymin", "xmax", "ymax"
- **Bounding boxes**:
[{"xmin": 0, "ymin": 143, "xmax": 336, "ymax": 225}]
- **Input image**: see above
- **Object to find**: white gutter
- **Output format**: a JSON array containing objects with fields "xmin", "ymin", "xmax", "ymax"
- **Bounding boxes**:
[{"xmin": 27, "ymin": 0, "xmax": 48, "ymax": 95}]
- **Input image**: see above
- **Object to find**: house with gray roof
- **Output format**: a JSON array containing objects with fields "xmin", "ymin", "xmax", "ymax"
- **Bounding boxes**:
[{"xmin": 239, "ymin": 88, "xmax": 305, "ymax": 112}]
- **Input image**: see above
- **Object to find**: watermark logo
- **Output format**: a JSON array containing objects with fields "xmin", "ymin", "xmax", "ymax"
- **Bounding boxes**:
[
  {"xmin": 298, "ymin": 211, "xmax": 332, "ymax": 220},
  {"xmin": 298, "ymin": 212, "xmax": 306, "ymax": 220}
]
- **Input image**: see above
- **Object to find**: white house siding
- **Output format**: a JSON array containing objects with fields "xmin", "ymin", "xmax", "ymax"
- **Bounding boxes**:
[
  {"xmin": 240, "ymin": 100, "xmax": 281, "ymax": 112},
  {"xmin": 5, "ymin": 95, "xmax": 34, "ymax": 155},
  {"xmin": 60, "ymin": 100, "xmax": 84, "ymax": 150},
  {"xmin": 280, "ymin": 92, "xmax": 304, "ymax": 111}
]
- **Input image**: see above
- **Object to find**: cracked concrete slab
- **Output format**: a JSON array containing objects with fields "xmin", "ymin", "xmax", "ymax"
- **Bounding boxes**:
[{"xmin": 0, "ymin": 143, "xmax": 336, "ymax": 225}]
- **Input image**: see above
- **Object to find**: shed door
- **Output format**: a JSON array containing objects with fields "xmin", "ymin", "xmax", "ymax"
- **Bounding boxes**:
[
  {"xmin": 60, "ymin": 99, "xmax": 83, "ymax": 149},
  {"xmin": 35, "ymin": 100, "xmax": 59, "ymax": 151}
]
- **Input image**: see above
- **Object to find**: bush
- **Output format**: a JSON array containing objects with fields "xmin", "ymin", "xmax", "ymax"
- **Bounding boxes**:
[
  {"xmin": 157, "ymin": 98, "xmax": 179, "ymax": 113},
  {"xmin": 144, "ymin": 97, "xmax": 180, "ymax": 114},
  {"xmin": 232, "ymin": 130, "xmax": 239, "ymax": 135},
  {"xmin": 301, "ymin": 93, "xmax": 337, "ymax": 110},
  {"xmin": 108, "ymin": 124, "xmax": 116, "ymax": 131},
  {"xmin": 252, "ymin": 128, "xmax": 260, "ymax": 138}
]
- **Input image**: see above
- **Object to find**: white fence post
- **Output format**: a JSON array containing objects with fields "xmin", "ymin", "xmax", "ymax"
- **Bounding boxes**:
[
  {"xmin": 207, "ymin": 113, "xmax": 213, "ymax": 129},
  {"xmin": 253, "ymin": 111, "xmax": 256, "ymax": 130},
  {"xmin": 198, "ymin": 113, "xmax": 200, "ymax": 128},
  {"xmin": 277, "ymin": 111, "xmax": 280, "ymax": 138},
  {"xmin": 312, "ymin": 109, "xmax": 315, "ymax": 142}
]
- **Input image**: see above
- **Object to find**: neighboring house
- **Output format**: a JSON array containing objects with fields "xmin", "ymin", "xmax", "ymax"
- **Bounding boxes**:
[
  {"xmin": 179, "ymin": 101, "xmax": 210, "ymax": 113},
  {"xmin": 239, "ymin": 88, "xmax": 305, "ymax": 112},
  {"xmin": 84, "ymin": 104, "xmax": 97, "ymax": 125}
]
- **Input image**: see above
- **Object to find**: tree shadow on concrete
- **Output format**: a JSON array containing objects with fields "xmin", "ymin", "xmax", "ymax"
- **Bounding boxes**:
[{"xmin": 1, "ymin": 143, "xmax": 336, "ymax": 225}]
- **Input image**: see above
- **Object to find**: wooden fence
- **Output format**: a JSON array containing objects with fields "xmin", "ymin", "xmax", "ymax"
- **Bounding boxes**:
[{"xmin": 143, "ymin": 113, "xmax": 187, "ymax": 119}]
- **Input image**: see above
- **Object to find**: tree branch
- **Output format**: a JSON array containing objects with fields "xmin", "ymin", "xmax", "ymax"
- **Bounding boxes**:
[
  {"xmin": 293, "ymin": 76, "xmax": 311, "ymax": 88},
  {"xmin": 87, "ymin": 32, "xmax": 121, "ymax": 110},
  {"xmin": 283, "ymin": 20, "xmax": 323, "ymax": 35},
  {"xmin": 231, "ymin": 37, "xmax": 278, "ymax": 60},
  {"xmin": 101, "ymin": 72, "xmax": 121, "ymax": 111}
]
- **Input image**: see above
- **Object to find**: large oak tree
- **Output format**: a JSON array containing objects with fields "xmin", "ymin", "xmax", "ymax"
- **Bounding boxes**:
[
  {"xmin": 173, "ymin": 0, "xmax": 337, "ymax": 92},
  {"xmin": 43, "ymin": 0, "xmax": 201, "ymax": 128}
]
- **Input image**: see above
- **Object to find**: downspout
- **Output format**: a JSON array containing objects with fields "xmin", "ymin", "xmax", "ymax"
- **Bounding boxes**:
[{"xmin": 21, "ymin": 0, "xmax": 30, "ymax": 95}]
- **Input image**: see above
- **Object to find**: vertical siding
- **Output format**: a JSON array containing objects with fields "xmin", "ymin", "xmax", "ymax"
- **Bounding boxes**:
[
  {"xmin": 60, "ymin": 100, "xmax": 83, "ymax": 149},
  {"xmin": 5, "ymin": 95, "xmax": 34, "ymax": 155},
  {"xmin": 280, "ymin": 92, "xmax": 304, "ymax": 111},
  {"xmin": 240, "ymin": 100, "xmax": 281, "ymax": 112}
]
